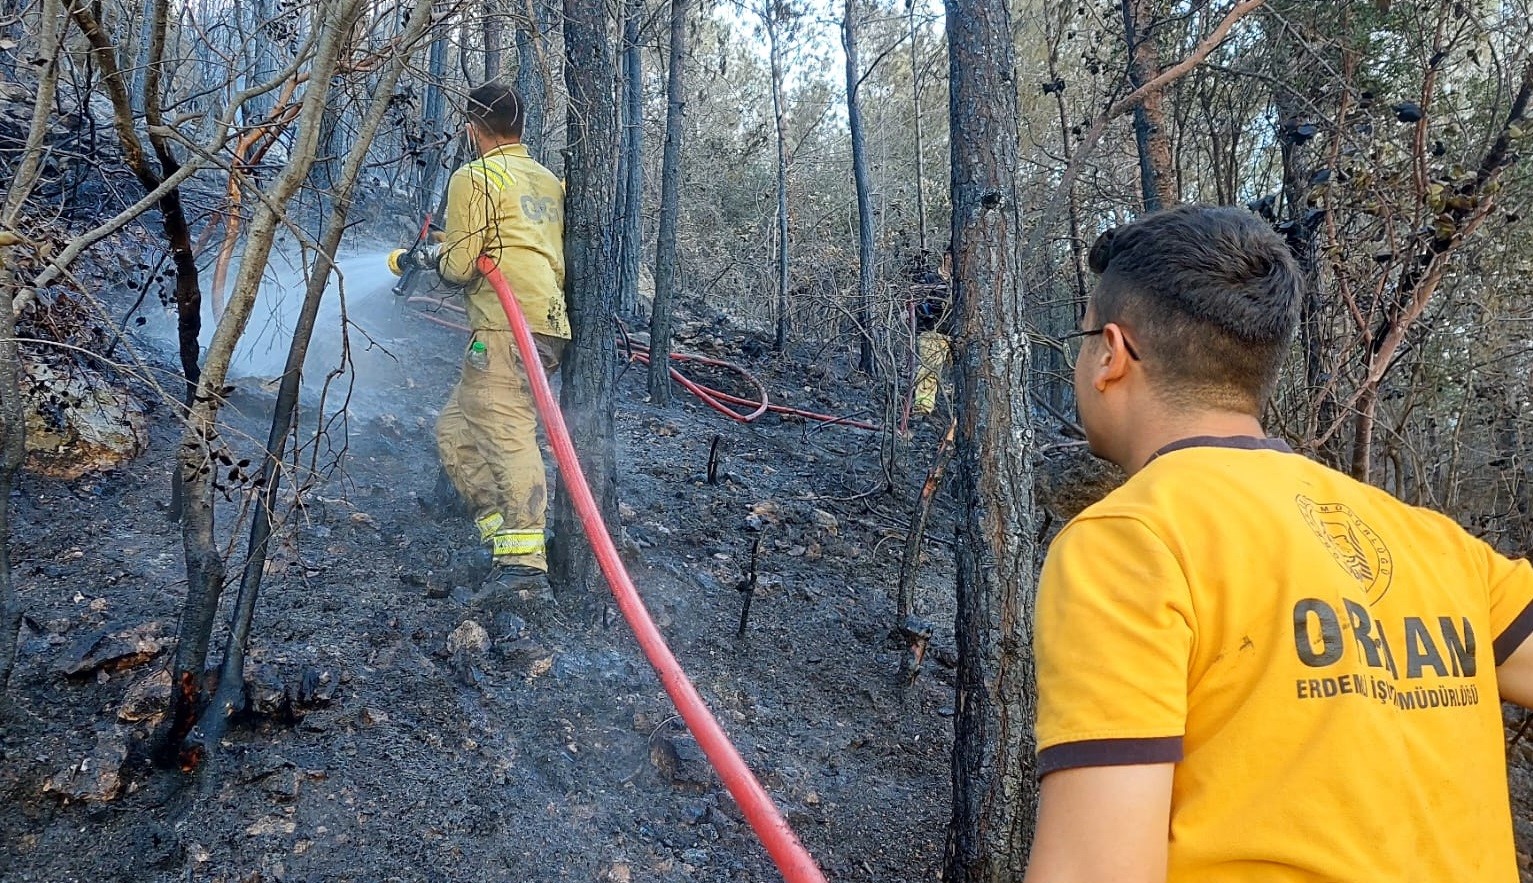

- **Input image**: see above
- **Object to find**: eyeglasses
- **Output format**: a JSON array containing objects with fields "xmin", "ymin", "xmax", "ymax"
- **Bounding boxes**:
[{"xmin": 1060, "ymin": 326, "xmax": 1142, "ymax": 362}]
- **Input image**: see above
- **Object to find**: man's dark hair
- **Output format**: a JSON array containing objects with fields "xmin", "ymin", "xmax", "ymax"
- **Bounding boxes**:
[
  {"xmin": 465, "ymin": 83, "xmax": 524, "ymax": 139},
  {"xmin": 1087, "ymin": 204, "xmax": 1302, "ymax": 413}
]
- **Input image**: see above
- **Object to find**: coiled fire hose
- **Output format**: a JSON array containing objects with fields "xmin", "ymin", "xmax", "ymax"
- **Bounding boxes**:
[
  {"xmin": 399, "ymin": 293, "xmax": 880, "ymax": 432},
  {"xmin": 477, "ymin": 255, "xmax": 829, "ymax": 883}
]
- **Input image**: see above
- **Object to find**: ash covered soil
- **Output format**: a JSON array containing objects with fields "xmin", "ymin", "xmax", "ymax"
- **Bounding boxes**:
[
  {"xmin": 10, "ymin": 269, "xmax": 1533, "ymax": 883},
  {"xmin": 0, "ymin": 282, "xmax": 961, "ymax": 882}
]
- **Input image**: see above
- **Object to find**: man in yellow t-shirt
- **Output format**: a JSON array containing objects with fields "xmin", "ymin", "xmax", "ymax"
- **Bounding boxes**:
[
  {"xmin": 1025, "ymin": 204, "xmax": 1533, "ymax": 882},
  {"xmin": 430, "ymin": 83, "xmax": 570, "ymax": 607}
]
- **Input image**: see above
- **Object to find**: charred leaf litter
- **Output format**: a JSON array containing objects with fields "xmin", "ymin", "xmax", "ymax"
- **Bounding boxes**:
[{"xmin": 1, "ymin": 259, "xmax": 960, "ymax": 882}]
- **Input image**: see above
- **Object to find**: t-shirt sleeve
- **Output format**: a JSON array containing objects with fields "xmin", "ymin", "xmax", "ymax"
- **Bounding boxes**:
[
  {"xmin": 1034, "ymin": 515, "xmax": 1195, "ymax": 777},
  {"xmin": 1481, "ymin": 540, "xmax": 1533, "ymax": 666}
]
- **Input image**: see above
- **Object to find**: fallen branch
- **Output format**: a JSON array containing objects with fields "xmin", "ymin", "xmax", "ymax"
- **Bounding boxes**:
[{"xmin": 895, "ymin": 419, "xmax": 954, "ymax": 680}]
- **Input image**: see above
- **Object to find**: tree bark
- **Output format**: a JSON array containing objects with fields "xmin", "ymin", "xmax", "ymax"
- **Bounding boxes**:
[
  {"xmin": 616, "ymin": 0, "xmax": 644, "ymax": 318},
  {"xmin": 516, "ymin": 0, "xmax": 555, "ymax": 162},
  {"xmin": 1121, "ymin": 0, "xmax": 1175, "ymax": 211},
  {"xmin": 485, "ymin": 0, "xmax": 504, "ymax": 80},
  {"xmin": 166, "ymin": 0, "xmax": 364, "ymax": 761},
  {"xmin": 943, "ymin": 0, "xmax": 1037, "ymax": 873},
  {"xmin": 648, "ymin": 0, "xmax": 687, "ymax": 404},
  {"xmin": 908, "ymin": 0, "xmax": 927, "ymax": 254},
  {"xmin": 767, "ymin": 11, "xmax": 790, "ymax": 352},
  {"xmin": 843, "ymin": 0, "xmax": 875, "ymax": 374},
  {"xmin": 550, "ymin": 0, "xmax": 620, "ymax": 603},
  {"xmin": 420, "ymin": 24, "xmax": 451, "ymax": 216}
]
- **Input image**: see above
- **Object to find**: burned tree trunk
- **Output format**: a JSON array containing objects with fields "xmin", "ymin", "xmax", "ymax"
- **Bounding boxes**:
[
  {"xmin": 767, "ymin": 10, "xmax": 790, "ymax": 352},
  {"xmin": 843, "ymin": 0, "xmax": 875, "ymax": 375},
  {"xmin": 550, "ymin": 0, "xmax": 620, "ymax": 602},
  {"xmin": 1121, "ymin": 0, "xmax": 1175, "ymax": 211},
  {"xmin": 69, "ymin": 0, "xmax": 203, "ymax": 403},
  {"xmin": 649, "ymin": 0, "xmax": 688, "ymax": 405},
  {"xmin": 516, "ymin": 0, "xmax": 555, "ymax": 162},
  {"xmin": 188, "ymin": 0, "xmax": 434, "ymax": 754},
  {"xmin": 943, "ymin": 0, "xmax": 1037, "ymax": 874},
  {"xmin": 70, "ymin": 0, "xmax": 208, "ymax": 530},
  {"xmin": 166, "ymin": 0, "xmax": 364, "ymax": 763},
  {"xmin": 419, "ymin": 23, "xmax": 451, "ymax": 215},
  {"xmin": 616, "ymin": 0, "xmax": 644, "ymax": 318},
  {"xmin": 485, "ymin": 0, "xmax": 504, "ymax": 80}
]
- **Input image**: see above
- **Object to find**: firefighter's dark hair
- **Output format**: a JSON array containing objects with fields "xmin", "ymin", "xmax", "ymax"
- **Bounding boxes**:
[
  {"xmin": 465, "ymin": 83, "xmax": 524, "ymax": 140},
  {"xmin": 1087, "ymin": 204, "xmax": 1302, "ymax": 414}
]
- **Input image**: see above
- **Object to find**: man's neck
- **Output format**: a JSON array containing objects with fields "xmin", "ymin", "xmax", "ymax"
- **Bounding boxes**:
[
  {"xmin": 1117, "ymin": 410, "xmax": 1267, "ymax": 477},
  {"xmin": 477, "ymin": 136, "xmax": 522, "ymax": 156}
]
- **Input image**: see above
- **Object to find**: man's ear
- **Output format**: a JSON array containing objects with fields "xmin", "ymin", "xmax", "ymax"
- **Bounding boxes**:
[{"xmin": 1092, "ymin": 323, "xmax": 1135, "ymax": 391}]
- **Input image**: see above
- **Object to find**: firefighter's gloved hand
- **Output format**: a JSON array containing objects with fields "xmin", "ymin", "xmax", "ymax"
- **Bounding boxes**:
[
  {"xmin": 406, "ymin": 242, "xmax": 443, "ymax": 271},
  {"xmin": 387, "ymin": 243, "xmax": 443, "ymax": 276}
]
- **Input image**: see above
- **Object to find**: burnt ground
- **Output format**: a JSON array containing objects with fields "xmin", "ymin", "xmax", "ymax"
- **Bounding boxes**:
[
  {"xmin": 9, "ymin": 274, "xmax": 1533, "ymax": 883},
  {"xmin": 0, "ymin": 286, "xmax": 962, "ymax": 882}
]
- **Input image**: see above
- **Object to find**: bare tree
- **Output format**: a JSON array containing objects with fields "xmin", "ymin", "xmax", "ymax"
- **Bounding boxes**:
[
  {"xmin": 616, "ymin": 0, "xmax": 645, "ymax": 318},
  {"xmin": 187, "ymin": 0, "xmax": 437, "ymax": 756},
  {"xmin": 68, "ymin": 0, "xmax": 208, "ymax": 406},
  {"xmin": 166, "ymin": 0, "xmax": 367, "ymax": 759},
  {"xmin": 648, "ymin": 0, "xmax": 688, "ymax": 404},
  {"xmin": 843, "ymin": 0, "xmax": 875, "ymax": 374},
  {"xmin": 943, "ymin": 0, "xmax": 1037, "ymax": 874}
]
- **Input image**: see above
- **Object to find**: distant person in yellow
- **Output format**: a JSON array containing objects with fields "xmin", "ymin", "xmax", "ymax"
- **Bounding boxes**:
[
  {"xmin": 908, "ymin": 250, "xmax": 951, "ymax": 418},
  {"xmin": 1025, "ymin": 205, "xmax": 1533, "ymax": 882},
  {"xmin": 433, "ymin": 82, "xmax": 570, "ymax": 601}
]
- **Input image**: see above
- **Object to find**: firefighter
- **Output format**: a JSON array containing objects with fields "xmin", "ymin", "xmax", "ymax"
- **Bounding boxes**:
[
  {"xmin": 403, "ymin": 83, "xmax": 571, "ymax": 601},
  {"xmin": 909, "ymin": 250, "xmax": 952, "ymax": 418}
]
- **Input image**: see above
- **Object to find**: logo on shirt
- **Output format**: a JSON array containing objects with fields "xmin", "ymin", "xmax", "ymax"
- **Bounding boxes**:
[{"xmin": 1296, "ymin": 495, "xmax": 1394, "ymax": 605}]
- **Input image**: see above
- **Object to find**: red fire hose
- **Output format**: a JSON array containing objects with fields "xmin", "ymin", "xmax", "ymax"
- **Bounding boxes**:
[
  {"xmin": 477, "ymin": 255, "xmax": 828, "ymax": 883},
  {"xmin": 403, "ymin": 294, "xmax": 879, "ymax": 432}
]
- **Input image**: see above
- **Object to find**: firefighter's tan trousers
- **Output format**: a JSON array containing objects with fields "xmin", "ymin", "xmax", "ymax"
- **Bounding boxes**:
[
  {"xmin": 436, "ymin": 331, "xmax": 563, "ymax": 572},
  {"xmin": 913, "ymin": 331, "xmax": 951, "ymax": 416}
]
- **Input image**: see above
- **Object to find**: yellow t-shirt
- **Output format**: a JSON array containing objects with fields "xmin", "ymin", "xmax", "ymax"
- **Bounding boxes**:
[
  {"xmin": 439, "ymin": 143, "xmax": 571, "ymax": 339},
  {"xmin": 1035, "ymin": 436, "xmax": 1533, "ymax": 881}
]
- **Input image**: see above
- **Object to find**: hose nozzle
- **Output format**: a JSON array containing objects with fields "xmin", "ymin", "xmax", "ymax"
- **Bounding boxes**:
[{"xmin": 387, "ymin": 243, "xmax": 442, "ymax": 277}]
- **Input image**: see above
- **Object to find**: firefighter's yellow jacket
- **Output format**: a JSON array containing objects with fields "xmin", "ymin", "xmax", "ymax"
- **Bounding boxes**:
[{"xmin": 439, "ymin": 143, "xmax": 571, "ymax": 339}]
